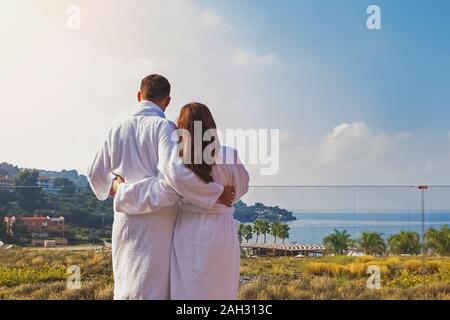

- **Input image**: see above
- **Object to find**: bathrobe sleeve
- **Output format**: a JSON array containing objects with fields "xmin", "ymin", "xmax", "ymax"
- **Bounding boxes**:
[
  {"xmin": 113, "ymin": 121, "xmax": 225, "ymax": 215},
  {"xmin": 113, "ymin": 172, "xmax": 178, "ymax": 214},
  {"xmin": 87, "ymin": 134, "xmax": 115, "ymax": 201}
]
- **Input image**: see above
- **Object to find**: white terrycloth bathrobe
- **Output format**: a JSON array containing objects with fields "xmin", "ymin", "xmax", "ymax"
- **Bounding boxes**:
[
  {"xmin": 115, "ymin": 145, "xmax": 249, "ymax": 300},
  {"xmin": 87, "ymin": 101, "xmax": 224, "ymax": 300}
]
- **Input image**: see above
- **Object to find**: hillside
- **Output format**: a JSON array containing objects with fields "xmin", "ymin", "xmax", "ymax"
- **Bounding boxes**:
[
  {"xmin": 234, "ymin": 201, "xmax": 296, "ymax": 222},
  {"xmin": 1, "ymin": 162, "xmax": 295, "ymax": 225},
  {"xmin": 1, "ymin": 162, "xmax": 295, "ymax": 244},
  {"xmin": 0, "ymin": 162, "xmax": 88, "ymax": 189}
]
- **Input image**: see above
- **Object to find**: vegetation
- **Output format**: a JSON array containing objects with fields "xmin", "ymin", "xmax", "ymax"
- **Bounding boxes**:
[
  {"xmin": 53, "ymin": 178, "xmax": 77, "ymax": 194},
  {"xmin": 388, "ymin": 231, "xmax": 422, "ymax": 255},
  {"xmin": 0, "ymin": 167, "xmax": 114, "ymax": 245},
  {"xmin": 425, "ymin": 225, "xmax": 450, "ymax": 256},
  {"xmin": 0, "ymin": 162, "xmax": 88, "ymax": 189},
  {"xmin": 279, "ymin": 224, "xmax": 290, "ymax": 244},
  {"xmin": 253, "ymin": 220, "xmax": 271, "ymax": 243},
  {"xmin": 234, "ymin": 201, "xmax": 296, "ymax": 222},
  {"xmin": 239, "ymin": 256, "xmax": 450, "ymax": 300},
  {"xmin": 239, "ymin": 224, "xmax": 253, "ymax": 243},
  {"xmin": 261, "ymin": 221, "xmax": 289, "ymax": 244},
  {"xmin": 269, "ymin": 222, "xmax": 282, "ymax": 244},
  {"xmin": 252, "ymin": 220, "xmax": 264, "ymax": 243},
  {"xmin": 1, "ymin": 189, "xmax": 114, "ymax": 245},
  {"xmin": 358, "ymin": 231, "xmax": 386, "ymax": 256},
  {"xmin": 0, "ymin": 248, "xmax": 449, "ymax": 300},
  {"xmin": 0, "ymin": 249, "xmax": 113, "ymax": 299},
  {"xmin": 321, "ymin": 226, "xmax": 450, "ymax": 257},
  {"xmin": 7, "ymin": 218, "xmax": 32, "ymax": 245},
  {"xmin": 239, "ymin": 220, "xmax": 290, "ymax": 244},
  {"xmin": 323, "ymin": 230, "xmax": 354, "ymax": 255},
  {"xmin": 1, "ymin": 163, "xmax": 290, "ymax": 246},
  {"xmin": 13, "ymin": 170, "xmax": 45, "ymax": 213},
  {"xmin": 0, "ymin": 190, "xmax": 14, "ymax": 214}
]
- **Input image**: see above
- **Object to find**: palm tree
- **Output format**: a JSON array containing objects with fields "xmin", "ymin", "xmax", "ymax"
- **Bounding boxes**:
[
  {"xmin": 259, "ymin": 220, "xmax": 270, "ymax": 243},
  {"xmin": 238, "ymin": 224, "xmax": 244, "ymax": 243},
  {"xmin": 323, "ymin": 229, "xmax": 353, "ymax": 255},
  {"xmin": 270, "ymin": 222, "xmax": 283, "ymax": 243},
  {"xmin": 388, "ymin": 231, "xmax": 421, "ymax": 255},
  {"xmin": 425, "ymin": 224, "xmax": 450, "ymax": 256},
  {"xmin": 241, "ymin": 224, "xmax": 253, "ymax": 243},
  {"xmin": 358, "ymin": 231, "xmax": 386, "ymax": 256},
  {"xmin": 253, "ymin": 220, "xmax": 266, "ymax": 243},
  {"xmin": 279, "ymin": 223, "xmax": 290, "ymax": 244}
]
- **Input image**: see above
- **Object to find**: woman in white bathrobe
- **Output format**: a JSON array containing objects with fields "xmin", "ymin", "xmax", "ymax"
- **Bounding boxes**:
[{"xmin": 114, "ymin": 102, "xmax": 249, "ymax": 300}]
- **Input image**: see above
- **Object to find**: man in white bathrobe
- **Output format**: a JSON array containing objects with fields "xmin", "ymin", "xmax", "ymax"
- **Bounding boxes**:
[{"xmin": 87, "ymin": 74, "xmax": 230, "ymax": 300}]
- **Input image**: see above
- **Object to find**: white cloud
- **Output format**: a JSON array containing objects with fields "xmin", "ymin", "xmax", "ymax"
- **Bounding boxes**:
[
  {"xmin": 0, "ymin": 0, "xmax": 281, "ymax": 172},
  {"xmin": 319, "ymin": 122, "xmax": 394, "ymax": 164},
  {"xmin": 396, "ymin": 131, "xmax": 414, "ymax": 141},
  {"xmin": 200, "ymin": 8, "xmax": 224, "ymax": 28},
  {"xmin": 2, "ymin": 0, "xmax": 449, "ymax": 207},
  {"xmin": 232, "ymin": 46, "xmax": 278, "ymax": 66},
  {"xmin": 246, "ymin": 121, "xmax": 450, "ymax": 189}
]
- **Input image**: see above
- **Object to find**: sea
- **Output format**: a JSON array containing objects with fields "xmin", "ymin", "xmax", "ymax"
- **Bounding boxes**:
[{"xmin": 257, "ymin": 212, "xmax": 450, "ymax": 244}]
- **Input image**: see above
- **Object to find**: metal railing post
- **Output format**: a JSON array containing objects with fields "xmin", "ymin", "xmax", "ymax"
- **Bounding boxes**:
[{"xmin": 418, "ymin": 186, "xmax": 428, "ymax": 255}]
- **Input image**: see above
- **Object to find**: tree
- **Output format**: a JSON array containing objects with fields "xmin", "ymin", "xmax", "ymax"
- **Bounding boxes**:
[
  {"xmin": 279, "ymin": 223, "xmax": 290, "ymax": 244},
  {"xmin": 53, "ymin": 177, "xmax": 76, "ymax": 194},
  {"xmin": 259, "ymin": 220, "xmax": 270, "ymax": 243},
  {"xmin": 253, "ymin": 220, "xmax": 266, "ymax": 243},
  {"xmin": 388, "ymin": 231, "xmax": 421, "ymax": 255},
  {"xmin": 238, "ymin": 224, "xmax": 243, "ymax": 243},
  {"xmin": 241, "ymin": 224, "xmax": 253, "ymax": 243},
  {"xmin": 10, "ymin": 218, "xmax": 31, "ymax": 245},
  {"xmin": 425, "ymin": 224, "xmax": 450, "ymax": 256},
  {"xmin": 0, "ymin": 189, "xmax": 13, "ymax": 213},
  {"xmin": 0, "ymin": 216, "xmax": 8, "ymax": 243},
  {"xmin": 270, "ymin": 222, "xmax": 283, "ymax": 244},
  {"xmin": 358, "ymin": 231, "xmax": 386, "ymax": 256},
  {"xmin": 323, "ymin": 229, "xmax": 353, "ymax": 255},
  {"xmin": 14, "ymin": 170, "xmax": 44, "ymax": 213}
]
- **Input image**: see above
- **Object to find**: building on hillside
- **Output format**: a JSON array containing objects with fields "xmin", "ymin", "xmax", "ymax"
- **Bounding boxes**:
[
  {"xmin": 37, "ymin": 176, "xmax": 61, "ymax": 194},
  {"xmin": 20, "ymin": 215, "xmax": 67, "ymax": 246},
  {"xmin": 21, "ymin": 215, "xmax": 65, "ymax": 230},
  {"xmin": 0, "ymin": 175, "xmax": 13, "ymax": 191}
]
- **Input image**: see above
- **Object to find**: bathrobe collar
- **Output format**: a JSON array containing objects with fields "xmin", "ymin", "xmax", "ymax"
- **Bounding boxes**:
[{"xmin": 134, "ymin": 100, "xmax": 165, "ymax": 118}]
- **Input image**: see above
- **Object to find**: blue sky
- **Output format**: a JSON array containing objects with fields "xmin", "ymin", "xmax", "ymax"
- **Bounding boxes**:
[
  {"xmin": 201, "ymin": 0, "xmax": 450, "ymax": 135},
  {"xmin": 1, "ymin": 0, "xmax": 450, "ymax": 192}
]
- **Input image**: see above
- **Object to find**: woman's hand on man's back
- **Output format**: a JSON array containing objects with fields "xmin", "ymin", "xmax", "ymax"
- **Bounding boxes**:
[{"xmin": 218, "ymin": 186, "xmax": 235, "ymax": 207}]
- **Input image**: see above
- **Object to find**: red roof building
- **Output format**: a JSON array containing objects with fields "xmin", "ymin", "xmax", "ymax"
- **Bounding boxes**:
[{"xmin": 21, "ymin": 216, "xmax": 65, "ymax": 231}]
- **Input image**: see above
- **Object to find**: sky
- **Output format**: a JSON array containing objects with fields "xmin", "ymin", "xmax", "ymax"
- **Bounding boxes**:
[{"xmin": 0, "ymin": 0, "xmax": 450, "ymax": 209}]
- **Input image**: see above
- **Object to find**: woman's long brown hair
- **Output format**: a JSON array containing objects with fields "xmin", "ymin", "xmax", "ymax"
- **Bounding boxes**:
[{"xmin": 177, "ymin": 102, "xmax": 219, "ymax": 183}]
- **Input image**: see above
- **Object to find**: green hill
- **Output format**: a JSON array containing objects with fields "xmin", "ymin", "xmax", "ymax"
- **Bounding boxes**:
[{"xmin": 234, "ymin": 200, "xmax": 296, "ymax": 222}]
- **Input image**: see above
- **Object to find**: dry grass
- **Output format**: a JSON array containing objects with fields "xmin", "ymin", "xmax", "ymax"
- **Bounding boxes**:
[
  {"xmin": 0, "ymin": 248, "xmax": 113, "ymax": 300},
  {"xmin": 0, "ymin": 248, "xmax": 449, "ymax": 300},
  {"xmin": 239, "ymin": 255, "xmax": 450, "ymax": 300}
]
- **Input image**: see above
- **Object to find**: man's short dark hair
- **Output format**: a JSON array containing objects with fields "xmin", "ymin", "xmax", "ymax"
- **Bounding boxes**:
[{"xmin": 140, "ymin": 74, "xmax": 171, "ymax": 100}]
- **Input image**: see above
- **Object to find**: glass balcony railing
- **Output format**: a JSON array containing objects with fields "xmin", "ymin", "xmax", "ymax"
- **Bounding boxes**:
[
  {"xmin": 1, "ymin": 184, "xmax": 449, "ymax": 300},
  {"xmin": 0, "ymin": 185, "xmax": 449, "ymax": 253},
  {"xmin": 239, "ymin": 186, "xmax": 450, "ymax": 256}
]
